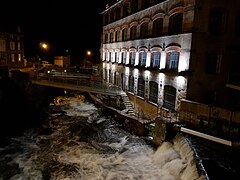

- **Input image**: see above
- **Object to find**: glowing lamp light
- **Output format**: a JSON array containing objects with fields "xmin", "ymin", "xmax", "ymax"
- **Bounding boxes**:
[
  {"xmin": 87, "ymin": 50, "xmax": 91, "ymax": 56},
  {"xmin": 40, "ymin": 42, "xmax": 48, "ymax": 49}
]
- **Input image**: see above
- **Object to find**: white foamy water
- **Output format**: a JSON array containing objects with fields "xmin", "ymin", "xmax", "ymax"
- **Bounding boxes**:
[{"xmin": 0, "ymin": 95, "xmax": 206, "ymax": 180}]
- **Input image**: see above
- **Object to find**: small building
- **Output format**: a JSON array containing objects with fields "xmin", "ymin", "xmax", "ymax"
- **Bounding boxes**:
[
  {"xmin": 0, "ymin": 25, "xmax": 25, "ymax": 68},
  {"xmin": 54, "ymin": 55, "xmax": 70, "ymax": 67}
]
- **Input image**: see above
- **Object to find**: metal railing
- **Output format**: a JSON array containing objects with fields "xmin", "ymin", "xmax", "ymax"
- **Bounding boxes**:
[{"xmin": 31, "ymin": 73, "xmax": 123, "ymax": 96}]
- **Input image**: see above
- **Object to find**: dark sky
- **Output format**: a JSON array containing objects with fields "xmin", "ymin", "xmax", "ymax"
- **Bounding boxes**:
[{"xmin": 2, "ymin": 0, "xmax": 111, "ymax": 64}]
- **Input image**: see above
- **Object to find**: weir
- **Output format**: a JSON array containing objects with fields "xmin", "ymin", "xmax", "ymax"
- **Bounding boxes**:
[
  {"xmin": 172, "ymin": 123, "xmax": 240, "ymax": 148},
  {"xmin": 153, "ymin": 117, "xmax": 240, "ymax": 149},
  {"xmin": 179, "ymin": 127, "xmax": 232, "ymax": 146}
]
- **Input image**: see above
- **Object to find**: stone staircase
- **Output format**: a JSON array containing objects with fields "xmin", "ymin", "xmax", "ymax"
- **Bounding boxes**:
[{"xmin": 120, "ymin": 92, "xmax": 135, "ymax": 116}]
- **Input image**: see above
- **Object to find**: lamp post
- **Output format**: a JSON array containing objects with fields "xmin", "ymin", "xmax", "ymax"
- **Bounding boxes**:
[
  {"xmin": 87, "ymin": 50, "xmax": 91, "ymax": 56},
  {"xmin": 83, "ymin": 50, "xmax": 92, "ymax": 67},
  {"xmin": 40, "ymin": 42, "xmax": 48, "ymax": 62}
]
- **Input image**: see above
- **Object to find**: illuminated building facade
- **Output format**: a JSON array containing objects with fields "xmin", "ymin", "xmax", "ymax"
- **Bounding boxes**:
[
  {"xmin": 0, "ymin": 26, "xmax": 25, "ymax": 68},
  {"xmin": 100, "ymin": 0, "xmax": 240, "ymax": 122}
]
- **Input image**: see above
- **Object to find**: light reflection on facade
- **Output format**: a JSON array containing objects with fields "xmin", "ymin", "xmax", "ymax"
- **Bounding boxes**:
[
  {"xmin": 99, "ymin": 0, "xmax": 240, "ymax": 140},
  {"xmin": 100, "ymin": 0, "xmax": 192, "ymax": 118}
]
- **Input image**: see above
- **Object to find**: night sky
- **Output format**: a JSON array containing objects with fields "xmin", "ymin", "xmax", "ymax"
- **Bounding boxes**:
[{"xmin": 1, "ymin": 0, "xmax": 112, "ymax": 65}]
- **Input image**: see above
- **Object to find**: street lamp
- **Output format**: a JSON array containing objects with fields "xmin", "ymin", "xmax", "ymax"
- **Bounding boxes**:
[
  {"xmin": 39, "ymin": 42, "xmax": 48, "ymax": 61},
  {"xmin": 87, "ymin": 50, "xmax": 91, "ymax": 56},
  {"xmin": 41, "ymin": 43, "xmax": 48, "ymax": 49}
]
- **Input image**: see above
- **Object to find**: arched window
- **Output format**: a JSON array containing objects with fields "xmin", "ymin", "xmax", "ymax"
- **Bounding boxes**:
[
  {"xmin": 149, "ymin": 81, "xmax": 158, "ymax": 104},
  {"xmin": 114, "ymin": 72, "xmax": 117, "ymax": 85},
  {"xmin": 109, "ymin": 52, "xmax": 112, "ymax": 62},
  {"xmin": 129, "ymin": 75, "xmax": 134, "ymax": 93},
  {"xmin": 110, "ymin": 32, "xmax": 114, "ymax": 43},
  {"xmin": 152, "ymin": 18, "xmax": 163, "ymax": 37},
  {"xmin": 130, "ymin": 26, "xmax": 137, "ymax": 40},
  {"xmin": 139, "ymin": 51, "xmax": 147, "ymax": 67},
  {"xmin": 121, "ymin": 73, "xmax": 126, "ymax": 91},
  {"xmin": 110, "ymin": 11, "xmax": 114, "ymax": 22},
  {"xmin": 122, "ymin": 51, "xmax": 127, "ymax": 64},
  {"xmin": 104, "ymin": 33, "xmax": 108, "ymax": 43},
  {"xmin": 131, "ymin": 0, "xmax": 138, "ymax": 14},
  {"xmin": 166, "ymin": 51, "xmax": 179, "ymax": 71},
  {"xmin": 151, "ymin": 51, "xmax": 161, "ymax": 68},
  {"xmin": 104, "ymin": 69, "xmax": 108, "ymax": 81},
  {"xmin": 123, "ymin": 3, "xmax": 129, "ymax": 17},
  {"xmin": 129, "ymin": 51, "xmax": 136, "ymax": 65},
  {"xmin": 168, "ymin": 13, "xmax": 183, "ymax": 35},
  {"xmin": 137, "ymin": 77, "xmax": 145, "ymax": 98},
  {"xmin": 104, "ymin": 14, "xmax": 109, "ymax": 25},
  {"xmin": 122, "ymin": 28, "xmax": 128, "ymax": 41},
  {"xmin": 163, "ymin": 85, "xmax": 176, "ymax": 110},
  {"xmin": 106, "ymin": 52, "xmax": 109, "ymax": 61},
  {"xmin": 115, "ymin": 8, "xmax": 121, "ymax": 20},
  {"xmin": 115, "ymin": 52, "xmax": 120, "ymax": 63},
  {"xmin": 109, "ymin": 69, "xmax": 112, "ymax": 84},
  {"xmin": 140, "ymin": 22, "xmax": 148, "ymax": 38},
  {"xmin": 115, "ymin": 30, "xmax": 120, "ymax": 42}
]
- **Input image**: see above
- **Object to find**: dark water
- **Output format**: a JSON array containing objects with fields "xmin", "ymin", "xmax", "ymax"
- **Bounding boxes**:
[
  {"xmin": 185, "ymin": 135, "xmax": 240, "ymax": 180},
  {"xmin": 0, "ymin": 94, "xmax": 204, "ymax": 180}
]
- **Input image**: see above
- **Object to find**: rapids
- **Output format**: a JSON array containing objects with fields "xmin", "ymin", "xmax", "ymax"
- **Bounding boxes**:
[{"xmin": 0, "ymin": 94, "xmax": 206, "ymax": 180}]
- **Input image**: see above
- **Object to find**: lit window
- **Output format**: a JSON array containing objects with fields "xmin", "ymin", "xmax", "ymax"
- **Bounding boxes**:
[
  {"xmin": 11, "ymin": 54, "xmax": 15, "ymax": 62},
  {"xmin": 166, "ymin": 51, "xmax": 179, "ymax": 71},
  {"xmin": 10, "ymin": 41, "xmax": 15, "ymax": 50},
  {"xmin": 18, "ymin": 54, "xmax": 21, "ymax": 61},
  {"xmin": 122, "ymin": 51, "xmax": 127, "ymax": 64},
  {"xmin": 140, "ymin": 51, "xmax": 147, "ymax": 67},
  {"xmin": 18, "ymin": 42, "xmax": 21, "ymax": 50},
  {"xmin": 130, "ymin": 52, "xmax": 136, "ymax": 65},
  {"xmin": 151, "ymin": 52, "xmax": 161, "ymax": 68}
]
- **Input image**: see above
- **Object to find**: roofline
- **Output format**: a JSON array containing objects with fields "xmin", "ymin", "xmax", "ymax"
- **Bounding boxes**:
[{"xmin": 99, "ymin": 0, "xmax": 124, "ymax": 14}]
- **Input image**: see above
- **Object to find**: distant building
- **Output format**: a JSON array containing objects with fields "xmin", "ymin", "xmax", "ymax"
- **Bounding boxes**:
[
  {"xmin": 100, "ymin": 0, "xmax": 240, "ymax": 136},
  {"xmin": 54, "ymin": 55, "xmax": 70, "ymax": 67},
  {"xmin": 0, "ymin": 25, "xmax": 25, "ymax": 68}
]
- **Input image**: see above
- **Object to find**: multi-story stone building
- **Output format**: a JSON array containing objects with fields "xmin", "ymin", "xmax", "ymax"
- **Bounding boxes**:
[
  {"xmin": 0, "ymin": 25, "xmax": 25, "ymax": 68},
  {"xmin": 100, "ymin": 0, "xmax": 240, "ymax": 138}
]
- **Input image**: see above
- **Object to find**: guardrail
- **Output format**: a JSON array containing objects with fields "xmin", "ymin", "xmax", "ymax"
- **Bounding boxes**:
[{"xmin": 31, "ymin": 73, "xmax": 123, "ymax": 96}]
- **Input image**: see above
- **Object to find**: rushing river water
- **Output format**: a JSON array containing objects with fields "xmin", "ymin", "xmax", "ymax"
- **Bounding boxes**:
[{"xmin": 0, "ymin": 93, "xmax": 207, "ymax": 180}]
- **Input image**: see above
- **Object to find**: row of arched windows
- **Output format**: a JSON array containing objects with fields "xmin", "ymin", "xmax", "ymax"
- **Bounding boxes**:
[
  {"xmin": 104, "ymin": 68, "xmax": 177, "ymax": 110},
  {"xmin": 103, "ymin": 12, "xmax": 183, "ymax": 43},
  {"xmin": 103, "ymin": 49, "xmax": 180, "ymax": 72},
  {"xmin": 104, "ymin": 0, "xmax": 167, "ymax": 25},
  {"xmin": 119, "ymin": 73, "xmax": 177, "ymax": 110}
]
